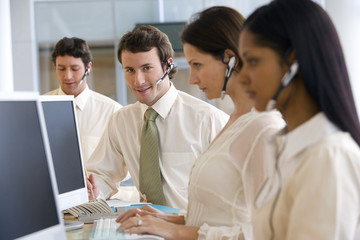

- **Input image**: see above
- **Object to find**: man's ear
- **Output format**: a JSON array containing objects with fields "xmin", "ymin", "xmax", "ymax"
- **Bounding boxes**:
[{"xmin": 86, "ymin": 61, "xmax": 93, "ymax": 71}]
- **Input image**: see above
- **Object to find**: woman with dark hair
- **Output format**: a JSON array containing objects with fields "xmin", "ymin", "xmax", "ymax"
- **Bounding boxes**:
[
  {"xmin": 238, "ymin": 0, "xmax": 360, "ymax": 239},
  {"xmin": 116, "ymin": 6, "xmax": 285, "ymax": 239}
]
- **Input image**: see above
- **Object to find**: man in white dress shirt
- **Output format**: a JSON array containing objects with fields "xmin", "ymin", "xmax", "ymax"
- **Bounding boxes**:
[
  {"xmin": 87, "ymin": 26, "xmax": 229, "ymax": 209},
  {"xmin": 45, "ymin": 37, "xmax": 122, "ymax": 163}
]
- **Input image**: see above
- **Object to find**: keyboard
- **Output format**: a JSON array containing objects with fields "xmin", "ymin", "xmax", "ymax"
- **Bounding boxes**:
[
  {"xmin": 65, "ymin": 199, "xmax": 114, "ymax": 217},
  {"xmin": 90, "ymin": 218, "xmax": 122, "ymax": 239},
  {"xmin": 78, "ymin": 212, "xmax": 120, "ymax": 223},
  {"xmin": 90, "ymin": 218, "xmax": 164, "ymax": 240},
  {"xmin": 66, "ymin": 198, "xmax": 127, "ymax": 223}
]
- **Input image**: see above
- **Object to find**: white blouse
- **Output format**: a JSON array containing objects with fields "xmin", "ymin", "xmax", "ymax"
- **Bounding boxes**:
[
  {"xmin": 254, "ymin": 112, "xmax": 360, "ymax": 240},
  {"xmin": 185, "ymin": 109, "xmax": 285, "ymax": 240}
]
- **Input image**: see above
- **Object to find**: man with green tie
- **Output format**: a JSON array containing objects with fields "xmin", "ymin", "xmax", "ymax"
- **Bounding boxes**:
[{"xmin": 87, "ymin": 25, "xmax": 229, "ymax": 210}]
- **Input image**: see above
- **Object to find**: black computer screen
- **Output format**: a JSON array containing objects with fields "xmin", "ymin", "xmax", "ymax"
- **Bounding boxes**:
[
  {"xmin": 0, "ymin": 101, "xmax": 59, "ymax": 240},
  {"xmin": 41, "ymin": 101, "xmax": 85, "ymax": 194},
  {"xmin": 136, "ymin": 22, "xmax": 186, "ymax": 52}
]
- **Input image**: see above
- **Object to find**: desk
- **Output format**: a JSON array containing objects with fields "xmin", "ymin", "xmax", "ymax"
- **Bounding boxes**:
[{"xmin": 66, "ymin": 222, "xmax": 93, "ymax": 240}]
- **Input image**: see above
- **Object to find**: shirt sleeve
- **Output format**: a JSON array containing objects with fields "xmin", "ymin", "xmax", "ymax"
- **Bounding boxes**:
[
  {"xmin": 197, "ymin": 112, "xmax": 284, "ymax": 240},
  {"xmin": 87, "ymin": 114, "xmax": 128, "ymax": 199},
  {"xmin": 209, "ymin": 110, "xmax": 229, "ymax": 141},
  {"xmin": 231, "ymin": 111, "xmax": 285, "ymax": 206},
  {"xmin": 197, "ymin": 223, "xmax": 248, "ymax": 240}
]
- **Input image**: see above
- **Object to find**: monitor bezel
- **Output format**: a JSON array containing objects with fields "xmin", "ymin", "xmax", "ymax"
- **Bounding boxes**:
[{"xmin": 39, "ymin": 95, "xmax": 89, "ymax": 211}]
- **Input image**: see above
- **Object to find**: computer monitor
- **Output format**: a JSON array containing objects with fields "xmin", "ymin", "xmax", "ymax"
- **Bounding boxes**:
[
  {"xmin": 0, "ymin": 92, "xmax": 66, "ymax": 240},
  {"xmin": 136, "ymin": 22, "xmax": 186, "ymax": 53},
  {"xmin": 39, "ymin": 95, "xmax": 88, "ymax": 211}
]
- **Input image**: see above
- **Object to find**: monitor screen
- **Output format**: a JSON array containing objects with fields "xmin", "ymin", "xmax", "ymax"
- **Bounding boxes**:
[
  {"xmin": 136, "ymin": 22, "xmax": 186, "ymax": 52},
  {"xmin": 40, "ymin": 95, "xmax": 88, "ymax": 211},
  {"xmin": 0, "ymin": 93, "xmax": 65, "ymax": 240}
]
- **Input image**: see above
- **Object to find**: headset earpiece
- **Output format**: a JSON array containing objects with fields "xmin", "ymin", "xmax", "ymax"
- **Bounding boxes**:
[
  {"xmin": 166, "ymin": 59, "xmax": 174, "ymax": 73},
  {"xmin": 225, "ymin": 57, "xmax": 236, "ymax": 79},
  {"xmin": 281, "ymin": 60, "xmax": 299, "ymax": 87},
  {"xmin": 84, "ymin": 68, "xmax": 90, "ymax": 77},
  {"xmin": 167, "ymin": 58, "xmax": 174, "ymax": 69},
  {"xmin": 79, "ymin": 68, "xmax": 90, "ymax": 85},
  {"xmin": 221, "ymin": 56, "xmax": 236, "ymax": 99},
  {"xmin": 266, "ymin": 60, "xmax": 299, "ymax": 111},
  {"xmin": 156, "ymin": 59, "xmax": 174, "ymax": 85}
]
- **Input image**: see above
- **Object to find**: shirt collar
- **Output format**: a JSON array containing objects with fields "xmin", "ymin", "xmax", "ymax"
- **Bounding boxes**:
[
  {"xmin": 56, "ymin": 85, "xmax": 90, "ymax": 111},
  {"xmin": 140, "ymin": 83, "xmax": 178, "ymax": 119},
  {"xmin": 74, "ymin": 85, "xmax": 90, "ymax": 111},
  {"xmin": 276, "ymin": 112, "xmax": 339, "ymax": 162}
]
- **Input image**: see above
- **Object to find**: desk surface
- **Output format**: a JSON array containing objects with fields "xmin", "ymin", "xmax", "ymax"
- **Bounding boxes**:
[
  {"xmin": 66, "ymin": 223, "xmax": 92, "ymax": 240},
  {"xmin": 63, "ymin": 213, "xmax": 95, "ymax": 240}
]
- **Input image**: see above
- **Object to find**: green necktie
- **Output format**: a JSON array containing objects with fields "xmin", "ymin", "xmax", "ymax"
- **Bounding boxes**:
[{"xmin": 139, "ymin": 108, "xmax": 166, "ymax": 205}]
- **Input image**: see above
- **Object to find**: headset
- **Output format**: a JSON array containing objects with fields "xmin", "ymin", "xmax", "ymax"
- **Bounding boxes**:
[
  {"xmin": 156, "ymin": 59, "xmax": 174, "ymax": 85},
  {"xmin": 265, "ymin": 60, "xmax": 299, "ymax": 111},
  {"xmin": 221, "ymin": 56, "xmax": 236, "ymax": 100},
  {"xmin": 265, "ymin": 61, "xmax": 298, "ymax": 240},
  {"xmin": 79, "ymin": 68, "xmax": 90, "ymax": 85}
]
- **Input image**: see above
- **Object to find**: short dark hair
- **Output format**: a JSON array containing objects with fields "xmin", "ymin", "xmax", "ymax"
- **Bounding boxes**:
[
  {"xmin": 242, "ymin": 0, "xmax": 360, "ymax": 146},
  {"xmin": 181, "ymin": 6, "xmax": 245, "ymax": 68},
  {"xmin": 117, "ymin": 25, "xmax": 177, "ymax": 79},
  {"xmin": 51, "ymin": 37, "xmax": 93, "ymax": 67}
]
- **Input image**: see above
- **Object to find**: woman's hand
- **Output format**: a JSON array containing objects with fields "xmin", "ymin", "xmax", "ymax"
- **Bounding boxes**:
[
  {"xmin": 116, "ymin": 204, "xmax": 185, "ymax": 225},
  {"xmin": 120, "ymin": 214, "xmax": 199, "ymax": 240}
]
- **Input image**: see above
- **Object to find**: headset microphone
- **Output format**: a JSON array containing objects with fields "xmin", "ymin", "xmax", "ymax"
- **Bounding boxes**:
[
  {"xmin": 221, "ymin": 56, "xmax": 236, "ymax": 100},
  {"xmin": 156, "ymin": 62, "xmax": 174, "ymax": 85},
  {"xmin": 79, "ymin": 68, "xmax": 90, "ymax": 85},
  {"xmin": 266, "ymin": 60, "xmax": 299, "ymax": 111}
]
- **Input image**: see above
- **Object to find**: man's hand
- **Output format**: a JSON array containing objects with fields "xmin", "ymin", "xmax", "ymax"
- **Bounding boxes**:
[{"xmin": 86, "ymin": 173, "xmax": 99, "ymax": 200}]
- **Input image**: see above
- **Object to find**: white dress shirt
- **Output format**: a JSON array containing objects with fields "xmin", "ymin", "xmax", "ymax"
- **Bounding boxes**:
[
  {"xmin": 254, "ymin": 112, "xmax": 360, "ymax": 240},
  {"xmin": 87, "ymin": 84, "xmax": 229, "ymax": 209},
  {"xmin": 45, "ymin": 86, "xmax": 122, "ymax": 163},
  {"xmin": 186, "ymin": 109, "xmax": 285, "ymax": 240}
]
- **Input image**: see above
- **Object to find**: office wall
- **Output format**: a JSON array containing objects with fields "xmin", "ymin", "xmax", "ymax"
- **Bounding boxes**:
[
  {"xmin": 326, "ymin": 0, "xmax": 360, "ymax": 115},
  {"xmin": 20, "ymin": 0, "xmax": 273, "ymax": 114},
  {"xmin": 9, "ymin": 0, "xmax": 360, "ymax": 117},
  {"xmin": 0, "ymin": 0, "xmax": 14, "ymax": 92},
  {"xmin": 10, "ymin": 0, "xmax": 38, "ymax": 91}
]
